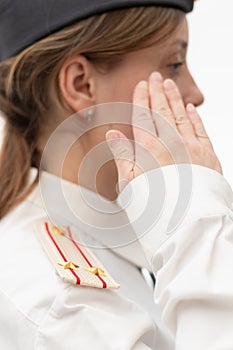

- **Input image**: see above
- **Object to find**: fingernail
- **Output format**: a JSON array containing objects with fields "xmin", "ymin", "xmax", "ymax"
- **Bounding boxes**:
[
  {"xmin": 106, "ymin": 132, "xmax": 124, "ymax": 151},
  {"xmin": 135, "ymin": 80, "xmax": 148, "ymax": 90},
  {"xmin": 106, "ymin": 131, "xmax": 122, "ymax": 141},
  {"xmin": 186, "ymin": 103, "xmax": 196, "ymax": 112},
  {"xmin": 164, "ymin": 79, "xmax": 176, "ymax": 91},
  {"xmin": 150, "ymin": 72, "xmax": 163, "ymax": 82}
]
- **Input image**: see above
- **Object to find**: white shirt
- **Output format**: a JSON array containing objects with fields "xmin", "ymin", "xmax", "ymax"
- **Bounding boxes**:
[{"xmin": 0, "ymin": 164, "xmax": 233, "ymax": 349}]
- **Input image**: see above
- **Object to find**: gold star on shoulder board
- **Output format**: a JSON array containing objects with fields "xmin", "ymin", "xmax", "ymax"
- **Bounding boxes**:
[
  {"xmin": 86, "ymin": 267, "xmax": 106, "ymax": 276},
  {"xmin": 58, "ymin": 261, "xmax": 79, "ymax": 271},
  {"xmin": 51, "ymin": 225, "xmax": 65, "ymax": 236}
]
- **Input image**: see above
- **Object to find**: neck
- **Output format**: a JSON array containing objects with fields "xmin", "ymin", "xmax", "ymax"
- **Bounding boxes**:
[{"xmin": 41, "ymin": 140, "xmax": 119, "ymax": 201}]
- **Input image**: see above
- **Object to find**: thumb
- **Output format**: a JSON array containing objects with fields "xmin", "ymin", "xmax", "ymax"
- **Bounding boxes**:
[{"xmin": 105, "ymin": 130, "xmax": 135, "ymax": 192}]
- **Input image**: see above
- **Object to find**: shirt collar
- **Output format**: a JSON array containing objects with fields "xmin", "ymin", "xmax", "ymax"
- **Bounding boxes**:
[{"xmin": 30, "ymin": 167, "xmax": 150, "ymax": 270}]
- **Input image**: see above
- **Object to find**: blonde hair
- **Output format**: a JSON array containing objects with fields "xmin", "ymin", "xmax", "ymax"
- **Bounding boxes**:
[{"xmin": 0, "ymin": 6, "xmax": 183, "ymax": 218}]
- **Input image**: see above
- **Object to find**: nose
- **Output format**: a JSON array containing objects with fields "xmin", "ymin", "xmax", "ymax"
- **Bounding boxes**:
[{"xmin": 182, "ymin": 73, "xmax": 204, "ymax": 108}]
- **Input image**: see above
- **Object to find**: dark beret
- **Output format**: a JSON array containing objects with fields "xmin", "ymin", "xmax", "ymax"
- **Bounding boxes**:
[{"xmin": 0, "ymin": 0, "xmax": 194, "ymax": 62}]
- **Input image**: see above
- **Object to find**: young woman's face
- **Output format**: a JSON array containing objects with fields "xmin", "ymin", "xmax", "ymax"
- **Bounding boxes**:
[
  {"xmin": 94, "ymin": 17, "xmax": 204, "ymax": 108},
  {"xmin": 53, "ymin": 15, "xmax": 205, "ymax": 197}
]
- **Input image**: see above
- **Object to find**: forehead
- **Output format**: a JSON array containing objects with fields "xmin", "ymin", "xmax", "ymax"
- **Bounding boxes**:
[
  {"xmin": 157, "ymin": 17, "xmax": 188, "ymax": 50},
  {"xmin": 119, "ymin": 16, "xmax": 188, "ymax": 63}
]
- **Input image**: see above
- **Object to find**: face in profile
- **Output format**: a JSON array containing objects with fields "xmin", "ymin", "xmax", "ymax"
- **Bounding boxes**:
[
  {"xmin": 90, "ymin": 16, "xmax": 204, "ymax": 143},
  {"xmin": 49, "ymin": 15, "xmax": 205, "ymax": 199},
  {"xmin": 96, "ymin": 17, "xmax": 203, "ymax": 106}
]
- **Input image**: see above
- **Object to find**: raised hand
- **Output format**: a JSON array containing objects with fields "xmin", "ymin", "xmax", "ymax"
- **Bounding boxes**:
[{"xmin": 106, "ymin": 72, "xmax": 222, "ymax": 192}]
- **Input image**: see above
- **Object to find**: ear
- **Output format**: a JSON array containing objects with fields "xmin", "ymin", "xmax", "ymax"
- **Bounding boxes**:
[{"xmin": 59, "ymin": 54, "xmax": 96, "ymax": 113}]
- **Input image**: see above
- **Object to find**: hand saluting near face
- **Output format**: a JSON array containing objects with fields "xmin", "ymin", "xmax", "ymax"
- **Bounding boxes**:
[{"xmin": 106, "ymin": 72, "xmax": 222, "ymax": 193}]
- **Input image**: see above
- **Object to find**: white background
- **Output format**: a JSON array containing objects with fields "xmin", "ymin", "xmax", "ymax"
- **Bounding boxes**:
[
  {"xmin": 1, "ymin": 0, "xmax": 233, "ymax": 186},
  {"xmin": 187, "ymin": 0, "xmax": 233, "ymax": 186}
]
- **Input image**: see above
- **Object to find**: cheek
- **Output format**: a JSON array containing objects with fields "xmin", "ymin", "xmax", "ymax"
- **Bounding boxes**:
[
  {"xmin": 97, "ymin": 59, "xmax": 154, "ymax": 104},
  {"xmin": 175, "ymin": 74, "xmax": 191, "ymax": 103},
  {"xmin": 95, "ymin": 64, "xmax": 157, "ymax": 140},
  {"xmin": 115, "ymin": 123, "xmax": 133, "ymax": 140},
  {"xmin": 172, "ymin": 64, "xmax": 196, "ymax": 96},
  {"xmin": 100, "ymin": 77, "xmax": 137, "ymax": 103},
  {"xmin": 95, "ymin": 77, "xmax": 136, "ymax": 139}
]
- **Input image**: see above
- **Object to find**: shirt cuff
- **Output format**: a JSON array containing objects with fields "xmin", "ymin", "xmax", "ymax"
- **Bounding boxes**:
[{"xmin": 117, "ymin": 164, "xmax": 233, "ymax": 265}]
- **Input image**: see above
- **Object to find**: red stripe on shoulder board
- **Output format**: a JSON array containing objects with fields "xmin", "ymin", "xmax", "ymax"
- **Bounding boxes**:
[
  {"xmin": 44, "ymin": 222, "xmax": 81, "ymax": 285},
  {"xmin": 67, "ymin": 227, "xmax": 107, "ymax": 289}
]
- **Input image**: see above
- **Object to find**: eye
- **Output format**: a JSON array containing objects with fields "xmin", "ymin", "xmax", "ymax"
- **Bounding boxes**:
[{"xmin": 167, "ymin": 62, "xmax": 184, "ymax": 76}]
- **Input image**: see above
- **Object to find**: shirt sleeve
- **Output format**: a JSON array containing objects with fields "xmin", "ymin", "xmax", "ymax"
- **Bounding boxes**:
[
  {"xmin": 117, "ymin": 164, "xmax": 233, "ymax": 349},
  {"xmin": 34, "ymin": 284, "xmax": 156, "ymax": 350}
]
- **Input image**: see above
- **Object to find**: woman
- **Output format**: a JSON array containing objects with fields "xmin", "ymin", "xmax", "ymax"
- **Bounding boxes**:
[{"xmin": 0, "ymin": 0, "xmax": 232, "ymax": 349}]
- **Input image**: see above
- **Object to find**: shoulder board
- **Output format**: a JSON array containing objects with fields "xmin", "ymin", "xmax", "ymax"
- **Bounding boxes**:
[{"xmin": 34, "ymin": 220, "xmax": 120, "ymax": 289}]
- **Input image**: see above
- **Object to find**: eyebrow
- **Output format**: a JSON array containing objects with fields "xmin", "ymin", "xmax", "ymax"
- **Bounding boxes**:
[{"xmin": 170, "ymin": 40, "xmax": 188, "ymax": 50}]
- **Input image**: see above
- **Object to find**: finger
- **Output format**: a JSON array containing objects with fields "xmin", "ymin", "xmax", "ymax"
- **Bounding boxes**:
[
  {"xmin": 149, "ymin": 72, "xmax": 176, "ymax": 127},
  {"xmin": 105, "ymin": 130, "xmax": 135, "ymax": 191},
  {"xmin": 132, "ymin": 80, "xmax": 156, "ymax": 143},
  {"xmin": 132, "ymin": 80, "xmax": 162, "ymax": 172},
  {"xmin": 163, "ymin": 79, "xmax": 196, "ymax": 140},
  {"xmin": 186, "ymin": 103, "xmax": 214, "ymax": 149},
  {"xmin": 132, "ymin": 80, "xmax": 158, "ymax": 154}
]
